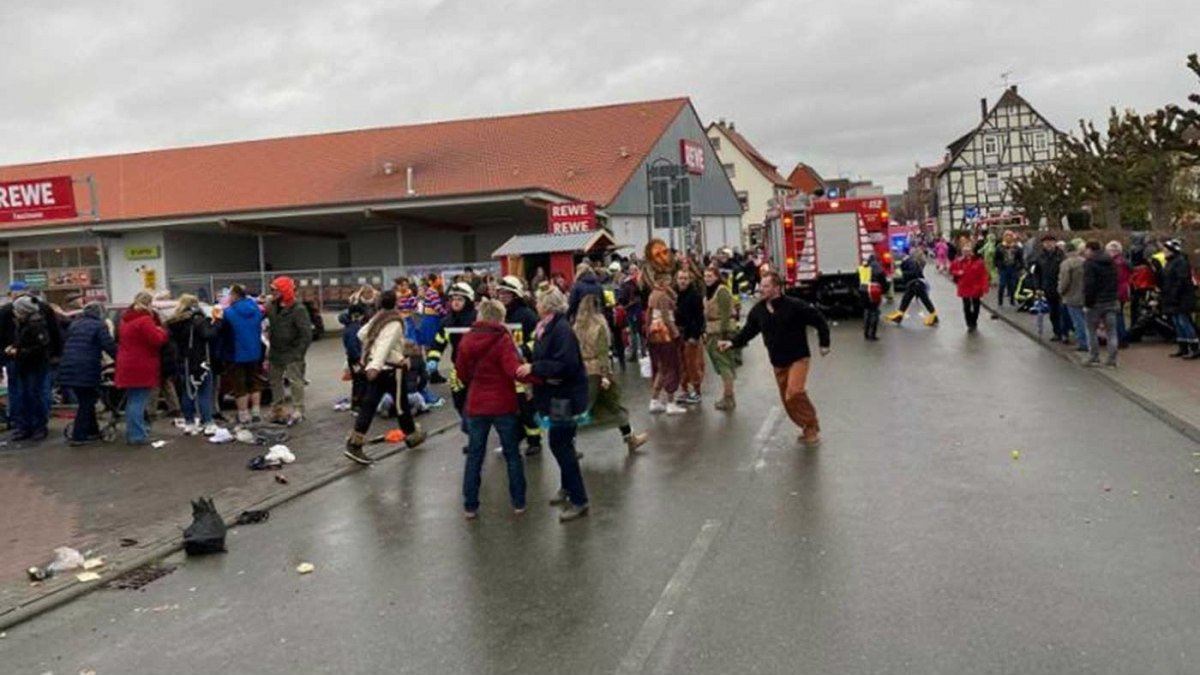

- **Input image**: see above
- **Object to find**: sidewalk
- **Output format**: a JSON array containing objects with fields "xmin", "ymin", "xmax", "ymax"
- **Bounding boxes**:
[
  {"xmin": 979, "ymin": 293, "xmax": 1200, "ymax": 443},
  {"xmin": 0, "ymin": 338, "xmax": 459, "ymax": 628}
]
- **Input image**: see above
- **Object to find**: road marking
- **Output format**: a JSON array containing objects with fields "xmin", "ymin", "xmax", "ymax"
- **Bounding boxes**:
[
  {"xmin": 754, "ymin": 405, "xmax": 782, "ymax": 442},
  {"xmin": 614, "ymin": 519, "xmax": 722, "ymax": 675}
]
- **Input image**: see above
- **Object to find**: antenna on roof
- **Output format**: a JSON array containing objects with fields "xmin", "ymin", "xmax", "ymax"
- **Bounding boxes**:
[{"xmin": 995, "ymin": 70, "xmax": 1022, "ymax": 90}]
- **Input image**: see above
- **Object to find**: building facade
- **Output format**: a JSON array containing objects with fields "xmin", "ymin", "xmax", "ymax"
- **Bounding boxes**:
[
  {"xmin": 704, "ymin": 120, "xmax": 791, "ymax": 249},
  {"xmin": 936, "ymin": 86, "xmax": 1064, "ymax": 233},
  {"xmin": 0, "ymin": 98, "xmax": 741, "ymax": 304}
]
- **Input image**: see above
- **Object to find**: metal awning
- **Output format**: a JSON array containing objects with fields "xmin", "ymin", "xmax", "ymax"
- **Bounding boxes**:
[{"xmin": 491, "ymin": 230, "xmax": 617, "ymax": 258}]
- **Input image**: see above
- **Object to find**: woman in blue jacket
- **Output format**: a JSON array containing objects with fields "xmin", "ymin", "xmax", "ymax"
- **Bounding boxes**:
[
  {"xmin": 59, "ymin": 302, "xmax": 117, "ymax": 445},
  {"xmin": 517, "ymin": 286, "xmax": 590, "ymax": 522}
]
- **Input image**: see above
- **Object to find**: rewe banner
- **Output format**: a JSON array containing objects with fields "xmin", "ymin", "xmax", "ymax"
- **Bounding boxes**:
[
  {"xmin": 548, "ymin": 201, "xmax": 596, "ymax": 235},
  {"xmin": 0, "ymin": 176, "xmax": 77, "ymax": 223}
]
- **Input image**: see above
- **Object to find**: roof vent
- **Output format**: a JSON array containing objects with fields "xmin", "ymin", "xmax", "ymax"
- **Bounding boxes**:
[
  {"xmin": 406, "ymin": 166, "xmax": 416, "ymax": 196},
  {"xmin": 382, "ymin": 162, "xmax": 396, "ymax": 176},
  {"xmin": 619, "ymin": 146, "xmax": 629, "ymax": 158}
]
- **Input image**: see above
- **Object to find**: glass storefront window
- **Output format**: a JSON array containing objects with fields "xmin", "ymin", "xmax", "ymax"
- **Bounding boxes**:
[
  {"xmin": 41, "ymin": 248, "xmax": 79, "ymax": 268},
  {"xmin": 80, "ymin": 246, "xmax": 101, "ymax": 266},
  {"xmin": 13, "ymin": 250, "xmax": 40, "ymax": 270}
]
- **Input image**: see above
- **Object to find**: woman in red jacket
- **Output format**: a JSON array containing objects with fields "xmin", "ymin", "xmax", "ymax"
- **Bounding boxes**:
[
  {"xmin": 115, "ymin": 292, "xmax": 169, "ymax": 445},
  {"xmin": 454, "ymin": 298, "xmax": 527, "ymax": 520},
  {"xmin": 951, "ymin": 243, "xmax": 990, "ymax": 333}
]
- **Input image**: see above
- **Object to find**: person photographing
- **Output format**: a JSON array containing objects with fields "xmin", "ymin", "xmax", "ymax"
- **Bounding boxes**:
[{"xmin": 719, "ymin": 272, "xmax": 830, "ymax": 447}]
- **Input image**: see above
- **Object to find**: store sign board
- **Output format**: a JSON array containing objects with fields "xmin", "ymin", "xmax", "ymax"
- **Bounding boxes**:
[
  {"xmin": 548, "ymin": 201, "xmax": 596, "ymax": 234},
  {"xmin": 125, "ymin": 245, "xmax": 161, "ymax": 260},
  {"xmin": 680, "ymin": 139, "xmax": 705, "ymax": 175},
  {"xmin": 0, "ymin": 176, "xmax": 77, "ymax": 223}
]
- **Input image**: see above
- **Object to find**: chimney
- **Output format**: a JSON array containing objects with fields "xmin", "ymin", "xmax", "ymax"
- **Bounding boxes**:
[
  {"xmin": 980, "ymin": 97, "xmax": 988, "ymax": 121},
  {"xmin": 729, "ymin": 121, "xmax": 736, "ymax": 131},
  {"xmin": 1010, "ymin": 84, "xmax": 1018, "ymax": 94}
]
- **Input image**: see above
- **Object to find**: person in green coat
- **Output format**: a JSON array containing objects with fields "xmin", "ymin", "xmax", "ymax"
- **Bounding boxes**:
[
  {"xmin": 703, "ymin": 266, "xmax": 741, "ymax": 410},
  {"xmin": 266, "ymin": 276, "xmax": 313, "ymax": 424},
  {"xmin": 982, "ymin": 232, "xmax": 998, "ymax": 286}
]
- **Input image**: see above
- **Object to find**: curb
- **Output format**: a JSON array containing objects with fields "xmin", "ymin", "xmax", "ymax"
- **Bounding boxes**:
[
  {"xmin": 980, "ymin": 296, "xmax": 1200, "ymax": 446},
  {"xmin": 0, "ymin": 420, "xmax": 459, "ymax": 632}
]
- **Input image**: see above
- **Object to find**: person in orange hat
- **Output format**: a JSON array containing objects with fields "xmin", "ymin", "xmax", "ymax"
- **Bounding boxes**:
[{"xmin": 266, "ymin": 276, "xmax": 313, "ymax": 425}]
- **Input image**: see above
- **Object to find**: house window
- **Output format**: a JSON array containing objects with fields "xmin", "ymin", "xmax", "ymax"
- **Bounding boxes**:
[
  {"xmin": 709, "ymin": 136, "xmax": 721, "ymax": 151},
  {"xmin": 736, "ymin": 191, "xmax": 749, "ymax": 212},
  {"xmin": 722, "ymin": 163, "xmax": 736, "ymax": 178},
  {"xmin": 986, "ymin": 173, "xmax": 1000, "ymax": 195},
  {"xmin": 1033, "ymin": 132, "xmax": 1048, "ymax": 151},
  {"xmin": 983, "ymin": 136, "xmax": 999, "ymax": 155}
]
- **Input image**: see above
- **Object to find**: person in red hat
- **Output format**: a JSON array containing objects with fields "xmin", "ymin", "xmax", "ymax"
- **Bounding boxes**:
[{"xmin": 266, "ymin": 276, "xmax": 313, "ymax": 425}]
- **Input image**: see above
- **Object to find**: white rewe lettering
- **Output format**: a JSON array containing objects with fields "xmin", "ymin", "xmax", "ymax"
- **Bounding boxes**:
[
  {"xmin": 40, "ymin": 182, "xmax": 56, "ymax": 205},
  {"xmin": 0, "ymin": 187, "xmax": 8, "ymax": 208},
  {"xmin": 19, "ymin": 183, "xmax": 43, "ymax": 207}
]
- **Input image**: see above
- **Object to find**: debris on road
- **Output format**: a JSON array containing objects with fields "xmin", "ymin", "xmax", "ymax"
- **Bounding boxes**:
[
  {"xmin": 208, "ymin": 427, "xmax": 234, "ymax": 444},
  {"xmin": 1011, "ymin": 450, "xmax": 1021, "ymax": 460},
  {"xmin": 183, "ymin": 497, "xmax": 227, "ymax": 555},
  {"xmin": 82, "ymin": 557, "xmax": 105, "ymax": 571},
  {"xmin": 27, "ymin": 546, "xmax": 86, "ymax": 581},
  {"xmin": 151, "ymin": 440, "xmax": 167, "ymax": 449},
  {"xmin": 274, "ymin": 474, "xmax": 289, "ymax": 485},
  {"xmin": 119, "ymin": 537, "xmax": 139, "ymax": 547},
  {"xmin": 296, "ymin": 562, "xmax": 315, "ymax": 574},
  {"xmin": 265, "ymin": 444, "xmax": 296, "ymax": 464},
  {"xmin": 76, "ymin": 571, "xmax": 102, "ymax": 583},
  {"xmin": 235, "ymin": 509, "xmax": 270, "ymax": 525},
  {"xmin": 1132, "ymin": 490, "xmax": 1140, "ymax": 496}
]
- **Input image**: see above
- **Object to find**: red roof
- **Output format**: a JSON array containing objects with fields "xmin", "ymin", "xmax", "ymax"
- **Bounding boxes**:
[
  {"xmin": 786, "ymin": 163, "xmax": 825, "ymax": 194},
  {"xmin": 0, "ymin": 98, "xmax": 691, "ymax": 231},
  {"xmin": 707, "ymin": 122, "xmax": 790, "ymax": 186}
]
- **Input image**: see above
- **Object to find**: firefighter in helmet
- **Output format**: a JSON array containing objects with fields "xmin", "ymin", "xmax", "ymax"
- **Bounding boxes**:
[{"xmin": 496, "ymin": 275, "xmax": 543, "ymax": 455}]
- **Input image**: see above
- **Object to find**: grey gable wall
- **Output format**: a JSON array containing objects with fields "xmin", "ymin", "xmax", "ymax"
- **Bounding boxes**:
[{"xmin": 605, "ymin": 105, "xmax": 742, "ymax": 217}]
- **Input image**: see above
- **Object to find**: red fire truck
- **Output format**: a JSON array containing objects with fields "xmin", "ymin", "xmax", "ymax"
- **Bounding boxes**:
[{"xmin": 764, "ymin": 195, "xmax": 891, "ymax": 314}]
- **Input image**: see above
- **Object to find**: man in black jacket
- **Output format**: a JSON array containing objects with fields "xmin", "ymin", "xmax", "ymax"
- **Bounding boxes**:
[
  {"xmin": 1082, "ymin": 240, "xmax": 1119, "ymax": 367},
  {"xmin": 1033, "ymin": 235, "xmax": 1066, "ymax": 342},
  {"xmin": 6, "ymin": 291, "xmax": 64, "ymax": 441},
  {"xmin": 1160, "ymin": 239, "xmax": 1200, "ymax": 359},
  {"xmin": 719, "ymin": 272, "xmax": 830, "ymax": 447}
]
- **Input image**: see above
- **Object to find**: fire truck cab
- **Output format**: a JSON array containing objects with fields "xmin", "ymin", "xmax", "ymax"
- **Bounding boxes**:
[{"xmin": 764, "ymin": 195, "xmax": 890, "ymax": 315}]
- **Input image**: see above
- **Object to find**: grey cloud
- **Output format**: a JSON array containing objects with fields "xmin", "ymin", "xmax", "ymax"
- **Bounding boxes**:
[{"xmin": 3, "ymin": 0, "xmax": 1197, "ymax": 193}]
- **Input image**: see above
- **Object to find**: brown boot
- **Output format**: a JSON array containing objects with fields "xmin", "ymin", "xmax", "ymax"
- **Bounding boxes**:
[
  {"xmin": 714, "ymin": 395, "xmax": 736, "ymax": 411},
  {"xmin": 343, "ymin": 432, "xmax": 373, "ymax": 465},
  {"xmin": 405, "ymin": 427, "xmax": 427, "ymax": 448},
  {"xmin": 624, "ymin": 432, "xmax": 649, "ymax": 454}
]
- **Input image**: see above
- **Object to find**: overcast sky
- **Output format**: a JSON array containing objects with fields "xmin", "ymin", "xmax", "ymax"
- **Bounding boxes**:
[{"xmin": 3, "ymin": 0, "xmax": 1197, "ymax": 193}]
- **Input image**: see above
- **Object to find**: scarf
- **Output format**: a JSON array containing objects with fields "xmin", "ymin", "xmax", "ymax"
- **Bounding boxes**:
[
  {"xmin": 361, "ymin": 309, "xmax": 403, "ymax": 365},
  {"xmin": 534, "ymin": 313, "xmax": 556, "ymax": 342}
]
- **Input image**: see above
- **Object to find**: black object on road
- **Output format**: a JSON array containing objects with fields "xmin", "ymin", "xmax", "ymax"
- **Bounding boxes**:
[
  {"xmin": 183, "ymin": 497, "xmax": 227, "ymax": 555},
  {"xmin": 234, "ymin": 509, "xmax": 270, "ymax": 525}
]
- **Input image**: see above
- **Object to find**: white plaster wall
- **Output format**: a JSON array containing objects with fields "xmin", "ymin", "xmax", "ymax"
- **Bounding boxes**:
[{"xmin": 108, "ymin": 230, "xmax": 166, "ymax": 304}]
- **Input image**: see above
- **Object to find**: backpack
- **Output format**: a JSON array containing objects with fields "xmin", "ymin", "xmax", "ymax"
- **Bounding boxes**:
[{"xmin": 16, "ymin": 311, "xmax": 51, "ymax": 366}]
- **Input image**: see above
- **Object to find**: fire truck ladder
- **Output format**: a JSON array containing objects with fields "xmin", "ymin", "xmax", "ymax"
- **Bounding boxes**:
[{"xmin": 796, "ymin": 218, "xmax": 818, "ymax": 282}]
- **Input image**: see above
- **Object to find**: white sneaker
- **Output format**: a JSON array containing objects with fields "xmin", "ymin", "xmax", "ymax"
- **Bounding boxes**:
[
  {"xmin": 202, "ymin": 422, "xmax": 220, "ymax": 436},
  {"xmin": 665, "ymin": 402, "xmax": 688, "ymax": 415},
  {"xmin": 172, "ymin": 417, "xmax": 188, "ymax": 429},
  {"xmin": 649, "ymin": 399, "xmax": 666, "ymax": 414},
  {"xmin": 184, "ymin": 422, "xmax": 201, "ymax": 436}
]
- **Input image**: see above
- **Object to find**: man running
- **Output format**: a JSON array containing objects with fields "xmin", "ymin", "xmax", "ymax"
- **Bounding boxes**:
[{"xmin": 719, "ymin": 271, "xmax": 830, "ymax": 447}]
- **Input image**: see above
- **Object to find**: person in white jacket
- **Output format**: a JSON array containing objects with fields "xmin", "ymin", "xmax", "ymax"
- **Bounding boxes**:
[{"xmin": 344, "ymin": 290, "xmax": 426, "ymax": 465}]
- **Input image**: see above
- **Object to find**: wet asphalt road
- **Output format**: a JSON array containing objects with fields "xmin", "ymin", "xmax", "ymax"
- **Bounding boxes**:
[{"xmin": 4, "ymin": 279, "xmax": 1200, "ymax": 675}]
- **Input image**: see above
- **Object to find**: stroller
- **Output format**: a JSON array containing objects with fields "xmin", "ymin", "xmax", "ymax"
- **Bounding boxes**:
[
  {"xmin": 1127, "ymin": 290, "xmax": 1177, "ymax": 343},
  {"xmin": 63, "ymin": 366, "xmax": 124, "ymax": 443}
]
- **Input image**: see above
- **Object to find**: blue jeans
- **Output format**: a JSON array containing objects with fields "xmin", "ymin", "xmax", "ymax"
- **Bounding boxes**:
[
  {"xmin": 1115, "ymin": 302, "xmax": 1129, "ymax": 344},
  {"xmin": 1172, "ymin": 313, "xmax": 1198, "ymax": 343},
  {"xmin": 14, "ymin": 364, "xmax": 51, "ymax": 434},
  {"xmin": 1066, "ymin": 306, "xmax": 1088, "ymax": 350},
  {"xmin": 463, "ymin": 414, "xmax": 526, "ymax": 512},
  {"xmin": 125, "ymin": 387, "xmax": 152, "ymax": 443},
  {"xmin": 1086, "ymin": 306, "xmax": 1119, "ymax": 364},
  {"xmin": 549, "ymin": 421, "xmax": 588, "ymax": 507},
  {"xmin": 5, "ymin": 361, "xmax": 24, "ymax": 431},
  {"xmin": 180, "ymin": 375, "xmax": 214, "ymax": 425},
  {"xmin": 997, "ymin": 267, "xmax": 1018, "ymax": 305}
]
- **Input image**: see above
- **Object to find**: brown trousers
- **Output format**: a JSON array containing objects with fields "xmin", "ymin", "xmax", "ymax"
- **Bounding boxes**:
[
  {"xmin": 680, "ymin": 340, "xmax": 706, "ymax": 392},
  {"xmin": 773, "ymin": 358, "xmax": 819, "ymax": 434}
]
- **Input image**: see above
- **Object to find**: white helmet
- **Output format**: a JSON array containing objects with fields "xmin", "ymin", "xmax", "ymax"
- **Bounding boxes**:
[
  {"xmin": 498, "ymin": 275, "xmax": 525, "ymax": 295},
  {"xmin": 448, "ymin": 282, "xmax": 475, "ymax": 303}
]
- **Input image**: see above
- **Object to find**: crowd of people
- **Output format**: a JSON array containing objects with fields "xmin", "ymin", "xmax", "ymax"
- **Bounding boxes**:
[{"xmin": 880, "ymin": 228, "xmax": 1200, "ymax": 368}]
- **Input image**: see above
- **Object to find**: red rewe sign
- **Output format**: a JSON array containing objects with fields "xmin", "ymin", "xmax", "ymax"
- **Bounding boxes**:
[
  {"xmin": 680, "ymin": 139, "xmax": 705, "ymax": 175},
  {"xmin": 0, "ymin": 176, "xmax": 77, "ymax": 223},
  {"xmin": 548, "ymin": 201, "xmax": 596, "ymax": 234}
]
